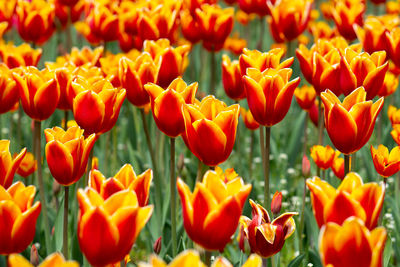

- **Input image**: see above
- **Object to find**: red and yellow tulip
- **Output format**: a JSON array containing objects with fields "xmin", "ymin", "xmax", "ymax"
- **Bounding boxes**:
[
  {"xmin": 15, "ymin": 152, "xmax": 36, "ymax": 178},
  {"xmin": 8, "ymin": 252, "xmax": 78, "ymax": 267},
  {"xmin": 370, "ymin": 144, "xmax": 400, "ymax": 178},
  {"xmin": 0, "ymin": 140, "xmax": 26, "ymax": 189},
  {"xmin": 310, "ymin": 145, "xmax": 336, "ymax": 170}
]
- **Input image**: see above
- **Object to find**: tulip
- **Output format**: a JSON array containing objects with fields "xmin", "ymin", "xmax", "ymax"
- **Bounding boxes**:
[
  {"xmin": 16, "ymin": 0, "xmax": 56, "ymax": 45},
  {"xmin": 54, "ymin": 0, "xmax": 84, "ymax": 28},
  {"xmin": 239, "ymin": 200, "xmax": 297, "ymax": 258},
  {"xmin": 310, "ymin": 145, "xmax": 336, "ymax": 170},
  {"xmin": 331, "ymin": 152, "xmax": 345, "ymax": 180},
  {"xmin": 240, "ymin": 108, "xmax": 260, "ymax": 130},
  {"xmin": 12, "ymin": 67, "xmax": 60, "ymax": 121},
  {"xmin": 0, "ymin": 0, "xmax": 16, "ymax": 31},
  {"xmin": 239, "ymin": 48, "xmax": 294, "ymax": 76},
  {"xmin": 267, "ymin": 0, "xmax": 312, "ymax": 43},
  {"xmin": 180, "ymin": 9, "xmax": 202, "ymax": 44},
  {"xmin": 319, "ymin": 217, "xmax": 386, "ymax": 267},
  {"xmin": 0, "ymin": 64, "xmax": 19, "ymax": 115},
  {"xmin": 294, "ymin": 85, "xmax": 316, "ymax": 110},
  {"xmin": 0, "ymin": 140, "xmax": 26, "ymax": 189},
  {"xmin": 15, "ymin": 152, "xmax": 37, "ymax": 178},
  {"xmin": 222, "ymin": 54, "xmax": 246, "ymax": 101},
  {"xmin": 8, "ymin": 252, "xmax": 78, "ymax": 267},
  {"xmin": 387, "ymin": 1, "xmax": 400, "ymax": 14},
  {"xmin": 388, "ymin": 105, "xmax": 400, "ymax": 126},
  {"xmin": 271, "ymin": 191, "xmax": 282, "ymax": 215},
  {"xmin": 391, "ymin": 125, "xmax": 400, "ymax": 145},
  {"xmin": 340, "ymin": 49, "xmax": 388, "ymax": 99},
  {"xmin": 306, "ymin": 172, "xmax": 384, "ymax": 229},
  {"xmin": 99, "ymin": 52, "xmax": 125, "ymax": 88},
  {"xmin": 242, "ymin": 67, "xmax": 300, "ymax": 127},
  {"xmin": 143, "ymin": 39, "xmax": 190, "ymax": 88},
  {"xmin": 182, "ymin": 96, "xmax": 239, "ymax": 166},
  {"xmin": 0, "ymin": 43, "xmax": 42, "ymax": 68},
  {"xmin": 119, "ymin": 54, "xmax": 158, "ymax": 108},
  {"xmin": 321, "ymin": 87, "xmax": 384, "ymax": 155},
  {"xmin": 177, "ymin": 167, "xmax": 252, "ymax": 251},
  {"xmin": 77, "ymin": 188, "xmax": 153, "ymax": 266},
  {"xmin": 378, "ymin": 71, "xmax": 398, "ymax": 97},
  {"xmin": 331, "ymin": 0, "xmax": 365, "ymax": 40},
  {"xmin": 44, "ymin": 126, "xmax": 96, "ymax": 186},
  {"xmin": 238, "ymin": 0, "xmax": 272, "ymax": 17},
  {"xmin": 145, "ymin": 78, "xmax": 198, "ymax": 138},
  {"xmin": 66, "ymin": 46, "xmax": 103, "ymax": 67},
  {"xmin": 385, "ymin": 27, "xmax": 400, "ymax": 69},
  {"xmin": 308, "ymin": 21, "xmax": 338, "ymax": 40},
  {"xmin": 88, "ymin": 164, "xmax": 152, "ymax": 206},
  {"xmin": 370, "ymin": 144, "xmax": 400, "ymax": 178},
  {"xmin": 223, "ymin": 34, "xmax": 247, "ymax": 55},
  {"xmin": 195, "ymin": 4, "xmax": 234, "ymax": 51},
  {"xmin": 72, "ymin": 79, "xmax": 126, "ymax": 135},
  {"xmin": 0, "ymin": 181, "xmax": 41, "ymax": 254},
  {"xmin": 302, "ymin": 154, "xmax": 311, "ymax": 177}
]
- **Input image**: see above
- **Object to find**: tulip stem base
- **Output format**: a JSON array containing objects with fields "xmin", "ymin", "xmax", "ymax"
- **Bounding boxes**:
[
  {"xmin": 264, "ymin": 126, "xmax": 271, "ymax": 209},
  {"xmin": 34, "ymin": 120, "xmax": 53, "ymax": 254},
  {"xmin": 63, "ymin": 110, "xmax": 69, "ymax": 130},
  {"xmin": 344, "ymin": 154, "xmax": 351, "ymax": 175},
  {"xmin": 204, "ymin": 250, "xmax": 212, "ymax": 266},
  {"xmin": 63, "ymin": 186, "xmax": 69, "ymax": 259},
  {"xmin": 170, "ymin": 137, "xmax": 177, "ymax": 256}
]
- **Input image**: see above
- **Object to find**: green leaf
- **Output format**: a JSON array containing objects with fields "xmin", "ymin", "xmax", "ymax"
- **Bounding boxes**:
[
  {"xmin": 54, "ymin": 196, "xmax": 65, "ymax": 252},
  {"xmin": 288, "ymin": 254, "xmax": 305, "ymax": 267},
  {"xmin": 308, "ymin": 249, "xmax": 323, "ymax": 267},
  {"xmin": 384, "ymin": 236, "xmax": 392, "ymax": 267}
]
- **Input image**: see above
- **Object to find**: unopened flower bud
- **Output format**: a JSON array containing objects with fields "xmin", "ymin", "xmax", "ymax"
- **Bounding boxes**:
[
  {"xmin": 153, "ymin": 236, "xmax": 162, "ymax": 255},
  {"xmin": 271, "ymin": 191, "xmax": 282, "ymax": 215},
  {"xmin": 30, "ymin": 244, "xmax": 39, "ymax": 266},
  {"xmin": 302, "ymin": 154, "xmax": 311, "ymax": 177}
]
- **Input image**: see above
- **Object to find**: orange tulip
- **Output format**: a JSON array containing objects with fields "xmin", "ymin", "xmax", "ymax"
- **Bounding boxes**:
[
  {"xmin": 8, "ymin": 252, "xmax": 78, "ymax": 267},
  {"xmin": 0, "ymin": 64, "xmax": 19, "ymax": 115},
  {"xmin": 54, "ymin": 0, "xmax": 85, "ymax": 28},
  {"xmin": 77, "ymin": 188, "xmax": 153, "ymax": 266},
  {"xmin": 15, "ymin": 152, "xmax": 37, "ymax": 178},
  {"xmin": 238, "ymin": 0, "xmax": 272, "ymax": 17},
  {"xmin": 378, "ymin": 71, "xmax": 398, "ymax": 97},
  {"xmin": 180, "ymin": 9, "xmax": 202, "ymax": 44},
  {"xmin": 321, "ymin": 87, "xmax": 383, "ymax": 155},
  {"xmin": 308, "ymin": 21, "xmax": 338, "ymax": 40},
  {"xmin": 195, "ymin": 4, "xmax": 234, "ymax": 51},
  {"xmin": 44, "ymin": 126, "xmax": 96, "ymax": 186},
  {"xmin": 240, "ymin": 108, "xmax": 260, "ymax": 130},
  {"xmin": 310, "ymin": 145, "xmax": 336, "ymax": 170},
  {"xmin": 182, "ymin": 96, "xmax": 239, "ymax": 166},
  {"xmin": 16, "ymin": 0, "xmax": 56, "ymax": 45},
  {"xmin": 0, "ymin": 43, "xmax": 42, "ymax": 68},
  {"xmin": 388, "ymin": 105, "xmax": 400, "ymax": 126},
  {"xmin": 340, "ymin": 49, "xmax": 388, "ymax": 99},
  {"xmin": 242, "ymin": 68, "xmax": 300, "ymax": 127},
  {"xmin": 222, "ymin": 54, "xmax": 246, "ymax": 101},
  {"xmin": 0, "ymin": 181, "xmax": 41, "ymax": 254},
  {"xmin": 89, "ymin": 164, "xmax": 152, "ymax": 207},
  {"xmin": 12, "ymin": 67, "xmax": 60, "ymax": 121},
  {"xmin": 0, "ymin": 0, "xmax": 16, "ymax": 31},
  {"xmin": 119, "ymin": 54, "xmax": 158, "ymax": 108},
  {"xmin": 239, "ymin": 200, "xmax": 297, "ymax": 258},
  {"xmin": 319, "ymin": 217, "xmax": 386, "ymax": 267},
  {"xmin": 387, "ymin": 1, "xmax": 400, "ymax": 15},
  {"xmin": 385, "ymin": 27, "xmax": 400, "ymax": 69},
  {"xmin": 267, "ymin": 0, "xmax": 312, "ymax": 43},
  {"xmin": 370, "ymin": 144, "xmax": 400, "ymax": 178},
  {"xmin": 145, "ymin": 78, "xmax": 198, "ymax": 137},
  {"xmin": 331, "ymin": 0, "xmax": 365, "ymax": 40},
  {"xmin": 306, "ymin": 172, "xmax": 384, "ymax": 229},
  {"xmin": 66, "ymin": 46, "xmax": 103, "ymax": 67},
  {"xmin": 0, "ymin": 140, "xmax": 26, "ymax": 189},
  {"xmin": 143, "ymin": 39, "xmax": 190, "ymax": 88},
  {"xmin": 223, "ymin": 34, "xmax": 247, "ymax": 55},
  {"xmin": 294, "ymin": 84, "xmax": 316, "ymax": 110},
  {"xmin": 239, "ymin": 48, "xmax": 294, "ymax": 77},
  {"xmin": 331, "ymin": 152, "xmax": 345, "ymax": 180},
  {"xmin": 72, "ymin": 79, "xmax": 126, "ymax": 135},
  {"xmin": 177, "ymin": 167, "xmax": 252, "ymax": 251}
]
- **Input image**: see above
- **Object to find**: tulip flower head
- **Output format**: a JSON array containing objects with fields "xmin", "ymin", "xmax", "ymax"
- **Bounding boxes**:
[
  {"xmin": 145, "ymin": 78, "xmax": 198, "ymax": 137},
  {"xmin": 0, "ymin": 182, "xmax": 41, "ymax": 254},
  {"xmin": 385, "ymin": 27, "xmax": 400, "ymax": 69},
  {"xmin": 370, "ymin": 144, "xmax": 400, "ymax": 178},
  {"xmin": 66, "ymin": 46, "xmax": 103, "ymax": 67},
  {"xmin": 310, "ymin": 145, "xmax": 336, "ymax": 170},
  {"xmin": 222, "ymin": 54, "xmax": 246, "ymax": 101},
  {"xmin": 238, "ymin": 0, "xmax": 272, "ymax": 17},
  {"xmin": 321, "ymin": 87, "xmax": 384, "ymax": 155},
  {"xmin": 177, "ymin": 167, "xmax": 252, "ymax": 251},
  {"xmin": 15, "ymin": 152, "xmax": 37, "ymax": 178},
  {"xmin": 182, "ymin": 96, "xmax": 239, "ymax": 166},
  {"xmin": 89, "ymin": 164, "xmax": 152, "ymax": 206},
  {"xmin": 54, "ymin": 0, "xmax": 85, "ymax": 29},
  {"xmin": 223, "ymin": 34, "xmax": 247, "ymax": 55},
  {"xmin": 391, "ymin": 125, "xmax": 400, "ymax": 145},
  {"xmin": 239, "ymin": 199, "xmax": 297, "ymax": 258},
  {"xmin": 0, "ymin": 43, "xmax": 42, "ymax": 68},
  {"xmin": 306, "ymin": 172, "xmax": 384, "ymax": 229},
  {"xmin": 0, "ymin": 0, "xmax": 16, "ymax": 30},
  {"xmin": 294, "ymin": 84, "xmax": 316, "ymax": 110},
  {"xmin": 0, "ymin": 64, "xmax": 19, "ymax": 115},
  {"xmin": 319, "ymin": 217, "xmax": 386, "ymax": 267},
  {"xmin": 77, "ymin": 188, "xmax": 153, "ymax": 266},
  {"xmin": 331, "ymin": 152, "xmax": 345, "ymax": 180},
  {"xmin": 8, "ymin": 252, "xmax": 79, "ymax": 267},
  {"xmin": 378, "ymin": 71, "xmax": 398, "ymax": 97},
  {"xmin": 0, "ymin": 140, "xmax": 26, "ymax": 189},
  {"xmin": 180, "ymin": 9, "xmax": 202, "ymax": 44},
  {"xmin": 331, "ymin": 0, "xmax": 365, "ymax": 40},
  {"xmin": 240, "ymin": 108, "xmax": 260, "ymax": 130},
  {"xmin": 45, "ymin": 126, "xmax": 96, "ymax": 186},
  {"xmin": 243, "ymin": 67, "xmax": 300, "ymax": 127}
]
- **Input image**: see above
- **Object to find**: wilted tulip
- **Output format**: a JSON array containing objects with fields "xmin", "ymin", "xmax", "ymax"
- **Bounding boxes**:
[
  {"xmin": 44, "ymin": 126, "xmax": 96, "ymax": 186},
  {"xmin": 239, "ymin": 200, "xmax": 297, "ymax": 258},
  {"xmin": 0, "ymin": 140, "xmax": 26, "ymax": 188},
  {"xmin": 240, "ymin": 108, "xmax": 260, "ymax": 130},
  {"xmin": 321, "ymin": 87, "xmax": 383, "ymax": 155},
  {"xmin": 222, "ymin": 55, "xmax": 246, "ymax": 101},
  {"xmin": 294, "ymin": 85, "xmax": 316, "ymax": 110},
  {"xmin": 243, "ymin": 68, "xmax": 300, "ymax": 127},
  {"xmin": 89, "ymin": 164, "xmax": 152, "ymax": 206},
  {"xmin": 370, "ymin": 145, "xmax": 400, "ymax": 178},
  {"xmin": 177, "ymin": 167, "xmax": 251, "ymax": 251},
  {"xmin": 15, "ymin": 152, "xmax": 37, "ymax": 178},
  {"xmin": 16, "ymin": 0, "xmax": 56, "ymax": 45},
  {"xmin": 182, "ymin": 96, "xmax": 239, "ymax": 166},
  {"xmin": 331, "ymin": 0, "xmax": 365, "ymax": 40},
  {"xmin": 145, "ymin": 78, "xmax": 198, "ymax": 137},
  {"xmin": 319, "ymin": 217, "xmax": 386, "ymax": 267},
  {"xmin": 77, "ymin": 188, "xmax": 153, "ymax": 266},
  {"xmin": 8, "ymin": 252, "xmax": 78, "ymax": 267},
  {"xmin": 310, "ymin": 145, "xmax": 336, "ymax": 170},
  {"xmin": 0, "ymin": 182, "xmax": 41, "ymax": 254},
  {"xmin": 12, "ymin": 67, "xmax": 60, "ymax": 121},
  {"xmin": 0, "ymin": 43, "xmax": 42, "ymax": 68},
  {"xmin": 307, "ymin": 172, "xmax": 384, "ymax": 229}
]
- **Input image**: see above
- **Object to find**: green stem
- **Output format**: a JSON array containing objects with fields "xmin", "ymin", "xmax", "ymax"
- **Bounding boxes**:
[
  {"xmin": 260, "ymin": 127, "xmax": 266, "ymax": 203},
  {"xmin": 18, "ymin": 105, "xmax": 23, "ymax": 148},
  {"xmin": 257, "ymin": 17, "xmax": 265, "ymax": 51},
  {"xmin": 63, "ymin": 186, "xmax": 69, "ymax": 258},
  {"xmin": 264, "ymin": 126, "xmax": 271, "ymax": 209},
  {"xmin": 299, "ymin": 177, "xmax": 306, "ymax": 253},
  {"xmin": 196, "ymin": 159, "xmax": 205, "ymax": 183},
  {"xmin": 344, "ymin": 154, "xmax": 351, "ymax": 175},
  {"xmin": 318, "ymin": 96, "xmax": 324, "ymax": 145},
  {"xmin": 63, "ymin": 110, "xmax": 68, "ymax": 130},
  {"xmin": 204, "ymin": 250, "xmax": 212, "ymax": 266},
  {"xmin": 249, "ymin": 130, "xmax": 255, "ymax": 180},
  {"xmin": 34, "ymin": 120, "xmax": 52, "ymax": 254},
  {"xmin": 85, "ymin": 149, "xmax": 93, "ymax": 186},
  {"xmin": 210, "ymin": 49, "xmax": 216, "ymax": 96},
  {"xmin": 170, "ymin": 137, "xmax": 177, "ymax": 256}
]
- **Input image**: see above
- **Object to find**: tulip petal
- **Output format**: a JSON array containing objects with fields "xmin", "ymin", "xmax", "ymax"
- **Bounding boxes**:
[{"xmin": 45, "ymin": 141, "xmax": 74, "ymax": 186}]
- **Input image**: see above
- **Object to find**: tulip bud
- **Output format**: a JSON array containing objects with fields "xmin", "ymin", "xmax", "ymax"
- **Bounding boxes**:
[
  {"xmin": 153, "ymin": 237, "xmax": 162, "ymax": 255},
  {"xmin": 302, "ymin": 154, "xmax": 311, "ymax": 177},
  {"xmin": 30, "ymin": 245, "xmax": 39, "ymax": 266},
  {"xmin": 177, "ymin": 153, "xmax": 185, "ymax": 173},
  {"xmin": 271, "ymin": 191, "xmax": 282, "ymax": 215}
]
